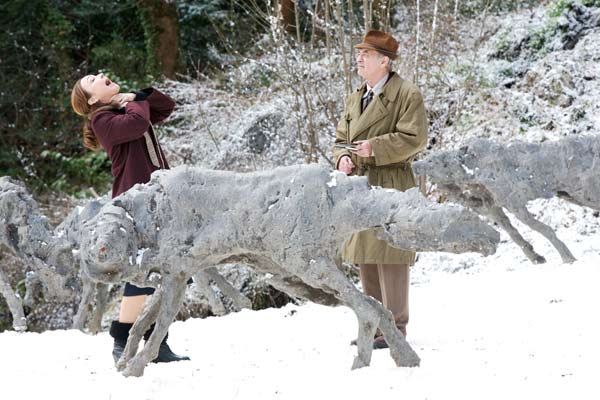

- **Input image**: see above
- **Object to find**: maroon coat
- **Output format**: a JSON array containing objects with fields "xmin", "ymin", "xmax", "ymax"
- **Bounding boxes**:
[{"xmin": 91, "ymin": 88, "xmax": 175, "ymax": 198}]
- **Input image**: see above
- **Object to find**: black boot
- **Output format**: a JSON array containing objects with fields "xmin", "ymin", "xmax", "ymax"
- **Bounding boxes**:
[
  {"xmin": 109, "ymin": 321, "xmax": 132, "ymax": 364},
  {"xmin": 109, "ymin": 321, "xmax": 190, "ymax": 364},
  {"xmin": 144, "ymin": 324, "xmax": 190, "ymax": 363}
]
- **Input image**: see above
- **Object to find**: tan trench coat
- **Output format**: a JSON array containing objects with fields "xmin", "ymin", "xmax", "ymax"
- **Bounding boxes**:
[{"xmin": 333, "ymin": 72, "xmax": 428, "ymax": 265}]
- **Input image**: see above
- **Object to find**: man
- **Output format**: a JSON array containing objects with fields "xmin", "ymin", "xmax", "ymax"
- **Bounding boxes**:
[{"xmin": 333, "ymin": 30, "xmax": 428, "ymax": 349}]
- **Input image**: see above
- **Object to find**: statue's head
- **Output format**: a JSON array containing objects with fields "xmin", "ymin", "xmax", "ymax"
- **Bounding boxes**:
[
  {"xmin": 413, "ymin": 143, "xmax": 482, "ymax": 184},
  {"xmin": 80, "ymin": 203, "xmax": 144, "ymax": 284}
]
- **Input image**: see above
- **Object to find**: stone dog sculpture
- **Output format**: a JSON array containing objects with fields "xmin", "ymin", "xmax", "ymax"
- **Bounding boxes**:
[
  {"xmin": 79, "ymin": 163, "xmax": 499, "ymax": 377},
  {"xmin": 0, "ymin": 177, "xmax": 251, "ymax": 333},
  {"xmin": 413, "ymin": 135, "xmax": 600, "ymax": 264},
  {"xmin": 65, "ymin": 197, "xmax": 253, "ymax": 330},
  {"xmin": 0, "ymin": 177, "xmax": 77, "ymax": 331}
]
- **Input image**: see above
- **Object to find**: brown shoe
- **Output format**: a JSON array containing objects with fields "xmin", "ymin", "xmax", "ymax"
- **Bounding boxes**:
[
  {"xmin": 349, "ymin": 335, "xmax": 389, "ymax": 349},
  {"xmin": 349, "ymin": 334, "xmax": 379, "ymax": 346},
  {"xmin": 373, "ymin": 336, "xmax": 389, "ymax": 349}
]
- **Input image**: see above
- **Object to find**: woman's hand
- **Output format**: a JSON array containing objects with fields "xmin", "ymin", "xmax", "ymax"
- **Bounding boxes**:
[{"xmin": 110, "ymin": 93, "xmax": 135, "ymax": 108}]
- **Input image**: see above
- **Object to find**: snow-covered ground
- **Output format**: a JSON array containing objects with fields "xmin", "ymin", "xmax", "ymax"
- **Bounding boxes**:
[
  {"xmin": 3, "ymin": 4, "xmax": 600, "ymax": 398},
  {"xmin": 1, "ymin": 197, "xmax": 599, "ymax": 400}
]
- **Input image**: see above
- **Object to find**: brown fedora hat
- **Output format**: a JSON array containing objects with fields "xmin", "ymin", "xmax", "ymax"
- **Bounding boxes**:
[{"xmin": 354, "ymin": 30, "xmax": 398, "ymax": 60}]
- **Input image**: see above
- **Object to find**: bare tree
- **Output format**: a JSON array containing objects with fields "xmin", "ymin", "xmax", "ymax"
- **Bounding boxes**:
[
  {"xmin": 138, "ymin": 0, "xmax": 181, "ymax": 78},
  {"xmin": 414, "ymin": 0, "xmax": 421, "ymax": 85},
  {"xmin": 333, "ymin": 0, "xmax": 351, "ymax": 96},
  {"xmin": 454, "ymin": 0, "xmax": 460, "ymax": 21},
  {"xmin": 325, "ymin": 0, "xmax": 333, "ymax": 59},
  {"xmin": 363, "ymin": 0, "xmax": 371, "ymax": 31}
]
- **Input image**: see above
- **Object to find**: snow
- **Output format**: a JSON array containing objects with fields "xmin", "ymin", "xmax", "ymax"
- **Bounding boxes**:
[
  {"xmin": 3, "ymin": 4, "xmax": 600, "ymax": 398},
  {"xmin": 136, "ymin": 248, "xmax": 149, "ymax": 266},
  {"xmin": 326, "ymin": 172, "xmax": 338, "ymax": 187},
  {"xmin": 1, "ymin": 197, "xmax": 600, "ymax": 399},
  {"xmin": 461, "ymin": 163, "xmax": 475, "ymax": 175}
]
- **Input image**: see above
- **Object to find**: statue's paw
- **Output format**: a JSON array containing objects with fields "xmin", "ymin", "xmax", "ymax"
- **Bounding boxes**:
[
  {"xmin": 351, "ymin": 355, "xmax": 370, "ymax": 370},
  {"xmin": 398, "ymin": 352, "xmax": 421, "ymax": 367},
  {"xmin": 116, "ymin": 356, "xmax": 127, "ymax": 372},
  {"xmin": 122, "ymin": 356, "xmax": 147, "ymax": 378}
]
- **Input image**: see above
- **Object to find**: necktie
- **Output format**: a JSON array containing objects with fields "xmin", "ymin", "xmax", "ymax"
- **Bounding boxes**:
[{"xmin": 362, "ymin": 90, "xmax": 374, "ymax": 113}]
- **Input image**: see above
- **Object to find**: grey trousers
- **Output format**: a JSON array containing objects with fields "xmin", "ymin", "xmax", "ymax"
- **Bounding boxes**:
[{"xmin": 359, "ymin": 263, "xmax": 410, "ymax": 337}]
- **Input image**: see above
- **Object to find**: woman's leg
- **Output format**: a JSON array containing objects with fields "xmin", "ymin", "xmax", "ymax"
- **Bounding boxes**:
[
  {"xmin": 119, "ymin": 295, "xmax": 146, "ymax": 323},
  {"xmin": 110, "ymin": 284, "xmax": 188, "ymax": 364}
]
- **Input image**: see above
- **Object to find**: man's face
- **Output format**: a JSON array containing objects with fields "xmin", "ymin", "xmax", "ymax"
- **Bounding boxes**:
[
  {"xmin": 356, "ymin": 49, "xmax": 387, "ymax": 80},
  {"xmin": 80, "ymin": 72, "xmax": 120, "ymax": 104}
]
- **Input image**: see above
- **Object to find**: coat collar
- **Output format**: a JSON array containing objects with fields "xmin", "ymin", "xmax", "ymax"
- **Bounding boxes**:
[{"xmin": 349, "ymin": 72, "xmax": 403, "ymax": 141}]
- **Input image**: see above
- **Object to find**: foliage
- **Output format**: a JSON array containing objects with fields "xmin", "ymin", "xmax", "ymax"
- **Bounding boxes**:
[
  {"xmin": 177, "ymin": 0, "xmax": 267, "ymax": 72},
  {"xmin": 548, "ymin": 0, "xmax": 574, "ymax": 17},
  {"xmin": 0, "ymin": 0, "xmax": 147, "ymax": 195},
  {"xmin": 457, "ymin": 0, "xmax": 540, "ymax": 18},
  {"xmin": 38, "ymin": 150, "xmax": 112, "ymax": 195},
  {"xmin": 0, "ymin": 0, "xmax": 266, "ymax": 195},
  {"xmin": 529, "ymin": 22, "xmax": 559, "ymax": 53}
]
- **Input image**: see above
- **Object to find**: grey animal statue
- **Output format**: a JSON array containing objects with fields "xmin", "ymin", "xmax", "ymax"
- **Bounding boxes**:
[
  {"xmin": 63, "ymin": 197, "xmax": 252, "ymax": 329},
  {"xmin": 79, "ymin": 164, "xmax": 499, "ymax": 377},
  {"xmin": 0, "ymin": 177, "xmax": 77, "ymax": 331},
  {"xmin": 413, "ymin": 135, "xmax": 600, "ymax": 264},
  {"xmin": 0, "ymin": 176, "xmax": 250, "ymax": 333}
]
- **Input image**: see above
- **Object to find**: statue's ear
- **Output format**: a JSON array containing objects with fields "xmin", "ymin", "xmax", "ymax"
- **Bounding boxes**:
[{"xmin": 88, "ymin": 96, "xmax": 98, "ymax": 105}]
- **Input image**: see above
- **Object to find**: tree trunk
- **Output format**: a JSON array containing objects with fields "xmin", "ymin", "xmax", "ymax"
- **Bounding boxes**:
[
  {"xmin": 363, "ymin": 0, "xmax": 371, "ymax": 32},
  {"xmin": 138, "ymin": 0, "xmax": 180, "ymax": 79},
  {"xmin": 280, "ymin": 0, "xmax": 297, "ymax": 36}
]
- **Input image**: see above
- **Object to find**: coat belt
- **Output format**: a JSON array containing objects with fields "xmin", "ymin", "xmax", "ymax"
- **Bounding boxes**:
[{"xmin": 357, "ymin": 161, "xmax": 412, "ymax": 173}]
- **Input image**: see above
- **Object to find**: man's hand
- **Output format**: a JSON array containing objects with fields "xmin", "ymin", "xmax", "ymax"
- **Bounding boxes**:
[
  {"xmin": 337, "ymin": 155, "xmax": 355, "ymax": 175},
  {"xmin": 351, "ymin": 140, "xmax": 373, "ymax": 157},
  {"xmin": 110, "ymin": 93, "xmax": 135, "ymax": 108}
]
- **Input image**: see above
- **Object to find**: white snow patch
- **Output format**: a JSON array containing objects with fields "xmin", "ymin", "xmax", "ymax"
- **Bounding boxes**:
[
  {"xmin": 326, "ymin": 172, "xmax": 338, "ymax": 187},
  {"xmin": 136, "ymin": 248, "xmax": 149, "ymax": 266},
  {"xmin": 461, "ymin": 163, "xmax": 474, "ymax": 175}
]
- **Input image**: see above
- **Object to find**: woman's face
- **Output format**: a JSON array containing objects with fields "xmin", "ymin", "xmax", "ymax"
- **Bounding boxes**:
[{"xmin": 80, "ymin": 72, "xmax": 120, "ymax": 105}]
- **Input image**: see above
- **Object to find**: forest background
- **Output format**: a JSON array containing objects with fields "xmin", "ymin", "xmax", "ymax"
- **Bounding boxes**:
[
  {"xmin": 1, "ymin": 0, "xmax": 550, "ymax": 197},
  {"xmin": 3, "ymin": 0, "xmax": 600, "ymax": 333}
]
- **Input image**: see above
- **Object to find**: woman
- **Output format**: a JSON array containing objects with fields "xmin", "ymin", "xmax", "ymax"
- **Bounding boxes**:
[{"xmin": 71, "ymin": 72, "xmax": 189, "ymax": 364}]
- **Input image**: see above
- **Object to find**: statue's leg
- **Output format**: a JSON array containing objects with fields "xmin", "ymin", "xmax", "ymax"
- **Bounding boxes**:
[
  {"xmin": 0, "ymin": 266, "xmax": 27, "ymax": 331},
  {"xmin": 489, "ymin": 206, "xmax": 546, "ymax": 264},
  {"xmin": 116, "ymin": 287, "xmax": 163, "ymax": 372},
  {"xmin": 292, "ymin": 257, "xmax": 420, "ymax": 369},
  {"xmin": 23, "ymin": 269, "xmax": 41, "ymax": 308},
  {"xmin": 511, "ymin": 206, "xmax": 576, "ymax": 264},
  {"xmin": 267, "ymin": 274, "xmax": 340, "ymax": 306},
  {"xmin": 204, "ymin": 267, "xmax": 252, "ymax": 311},
  {"xmin": 88, "ymin": 283, "xmax": 109, "ymax": 334},
  {"xmin": 72, "ymin": 274, "xmax": 95, "ymax": 331},
  {"xmin": 122, "ymin": 273, "xmax": 188, "ymax": 377},
  {"xmin": 193, "ymin": 270, "xmax": 227, "ymax": 315}
]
